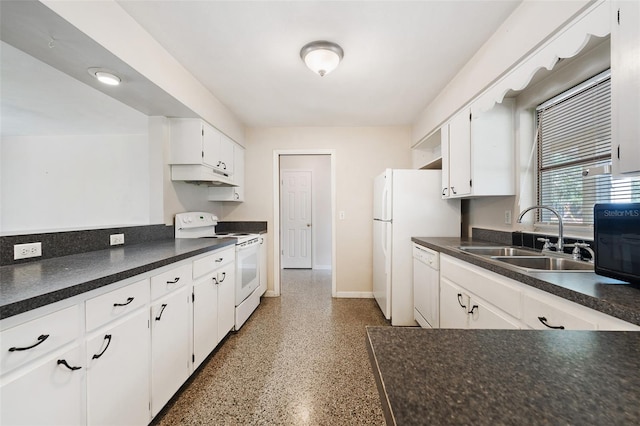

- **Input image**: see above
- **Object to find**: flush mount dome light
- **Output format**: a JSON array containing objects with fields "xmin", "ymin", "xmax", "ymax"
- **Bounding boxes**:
[
  {"xmin": 88, "ymin": 68, "xmax": 121, "ymax": 86},
  {"xmin": 300, "ymin": 41, "xmax": 344, "ymax": 77}
]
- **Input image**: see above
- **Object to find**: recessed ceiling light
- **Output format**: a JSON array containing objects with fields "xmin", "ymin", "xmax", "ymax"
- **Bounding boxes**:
[
  {"xmin": 300, "ymin": 41, "xmax": 344, "ymax": 77},
  {"xmin": 88, "ymin": 68, "xmax": 121, "ymax": 86}
]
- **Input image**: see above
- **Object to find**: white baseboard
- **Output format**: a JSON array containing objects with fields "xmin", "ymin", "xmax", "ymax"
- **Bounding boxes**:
[
  {"xmin": 335, "ymin": 291, "xmax": 374, "ymax": 298},
  {"xmin": 312, "ymin": 265, "xmax": 332, "ymax": 270},
  {"xmin": 263, "ymin": 290, "xmax": 278, "ymax": 297}
]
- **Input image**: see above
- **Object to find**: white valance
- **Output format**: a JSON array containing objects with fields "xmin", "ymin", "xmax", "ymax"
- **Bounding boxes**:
[{"xmin": 472, "ymin": 0, "xmax": 611, "ymax": 116}]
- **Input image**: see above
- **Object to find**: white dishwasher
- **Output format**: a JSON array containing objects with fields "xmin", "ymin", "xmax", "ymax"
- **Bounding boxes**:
[{"xmin": 413, "ymin": 244, "xmax": 440, "ymax": 328}]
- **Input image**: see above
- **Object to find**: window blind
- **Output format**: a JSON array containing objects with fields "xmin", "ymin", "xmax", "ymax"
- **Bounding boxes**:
[{"xmin": 536, "ymin": 69, "xmax": 640, "ymax": 225}]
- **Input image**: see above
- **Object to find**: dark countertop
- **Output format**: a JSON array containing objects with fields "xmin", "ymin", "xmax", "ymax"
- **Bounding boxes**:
[
  {"xmin": 412, "ymin": 237, "xmax": 640, "ymax": 326},
  {"xmin": 367, "ymin": 327, "xmax": 640, "ymax": 426},
  {"xmin": 0, "ymin": 238, "xmax": 236, "ymax": 320}
]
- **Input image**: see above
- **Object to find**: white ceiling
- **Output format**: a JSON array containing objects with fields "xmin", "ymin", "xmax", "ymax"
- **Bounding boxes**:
[{"xmin": 117, "ymin": 0, "xmax": 523, "ymax": 127}]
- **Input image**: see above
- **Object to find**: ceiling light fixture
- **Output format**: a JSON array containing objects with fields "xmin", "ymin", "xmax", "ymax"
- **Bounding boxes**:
[
  {"xmin": 88, "ymin": 68, "xmax": 121, "ymax": 86},
  {"xmin": 300, "ymin": 41, "xmax": 344, "ymax": 77}
]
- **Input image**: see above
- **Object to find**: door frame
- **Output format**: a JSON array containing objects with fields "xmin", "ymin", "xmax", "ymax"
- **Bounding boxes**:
[{"xmin": 272, "ymin": 149, "xmax": 336, "ymax": 297}]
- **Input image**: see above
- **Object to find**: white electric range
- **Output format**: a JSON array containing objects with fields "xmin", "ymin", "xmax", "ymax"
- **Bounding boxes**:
[{"xmin": 174, "ymin": 212, "xmax": 261, "ymax": 330}]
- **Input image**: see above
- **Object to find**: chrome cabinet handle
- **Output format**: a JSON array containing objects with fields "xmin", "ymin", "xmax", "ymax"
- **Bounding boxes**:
[
  {"xmin": 457, "ymin": 293, "xmax": 466, "ymax": 309},
  {"xmin": 234, "ymin": 192, "xmax": 240, "ymax": 200},
  {"xmin": 57, "ymin": 359, "xmax": 82, "ymax": 371},
  {"xmin": 113, "ymin": 297, "xmax": 134, "ymax": 307},
  {"xmin": 212, "ymin": 277, "xmax": 219, "ymax": 285},
  {"xmin": 442, "ymin": 188, "xmax": 447, "ymax": 196},
  {"xmin": 538, "ymin": 316, "xmax": 565, "ymax": 329},
  {"xmin": 215, "ymin": 257, "xmax": 224, "ymax": 263},
  {"xmin": 92, "ymin": 335, "xmax": 112, "ymax": 359},
  {"xmin": 468, "ymin": 305, "xmax": 478, "ymax": 315},
  {"xmin": 218, "ymin": 272, "xmax": 226, "ymax": 283},
  {"xmin": 9, "ymin": 334, "xmax": 49, "ymax": 352},
  {"xmin": 155, "ymin": 304, "xmax": 168, "ymax": 321},
  {"xmin": 166, "ymin": 277, "xmax": 180, "ymax": 284},
  {"xmin": 451, "ymin": 187, "xmax": 457, "ymax": 195}
]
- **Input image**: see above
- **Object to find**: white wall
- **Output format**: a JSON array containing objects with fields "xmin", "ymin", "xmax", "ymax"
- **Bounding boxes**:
[
  {"xmin": 280, "ymin": 155, "xmax": 332, "ymax": 269},
  {"xmin": 412, "ymin": 0, "xmax": 592, "ymax": 144},
  {"xmin": 1, "ymin": 133, "xmax": 149, "ymax": 233},
  {"xmin": 222, "ymin": 127, "xmax": 411, "ymax": 295}
]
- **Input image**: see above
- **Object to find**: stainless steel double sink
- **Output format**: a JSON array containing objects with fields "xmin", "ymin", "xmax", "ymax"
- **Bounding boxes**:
[{"xmin": 457, "ymin": 246, "xmax": 593, "ymax": 272}]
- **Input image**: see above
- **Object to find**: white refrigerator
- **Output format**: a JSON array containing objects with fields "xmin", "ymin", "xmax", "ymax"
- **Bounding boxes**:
[{"xmin": 373, "ymin": 169, "xmax": 460, "ymax": 326}]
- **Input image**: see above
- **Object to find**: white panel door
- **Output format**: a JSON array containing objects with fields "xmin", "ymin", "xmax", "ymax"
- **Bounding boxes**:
[{"xmin": 281, "ymin": 170, "xmax": 312, "ymax": 268}]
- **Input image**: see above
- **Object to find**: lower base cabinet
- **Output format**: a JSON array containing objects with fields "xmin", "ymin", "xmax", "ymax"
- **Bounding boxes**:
[
  {"xmin": 86, "ymin": 309, "xmax": 150, "ymax": 426},
  {"xmin": 1, "ymin": 247, "xmax": 240, "ymax": 426},
  {"xmin": 0, "ymin": 346, "xmax": 84, "ymax": 426},
  {"xmin": 150, "ymin": 287, "xmax": 190, "ymax": 417}
]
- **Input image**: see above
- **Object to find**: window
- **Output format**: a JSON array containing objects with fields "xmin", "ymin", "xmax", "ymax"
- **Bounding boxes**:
[{"xmin": 536, "ymin": 69, "xmax": 640, "ymax": 225}]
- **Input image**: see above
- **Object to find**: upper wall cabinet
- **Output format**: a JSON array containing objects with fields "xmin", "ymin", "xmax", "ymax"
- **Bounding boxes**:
[
  {"xmin": 611, "ymin": 0, "xmax": 640, "ymax": 176},
  {"xmin": 441, "ymin": 99, "xmax": 515, "ymax": 199},
  {"xmin": 169, "ymin": 118, "xmax": 235, "ymax": 185},
  {"xmin": 208, "ymin": 144, "xmax": 245, "ymax": 202}
]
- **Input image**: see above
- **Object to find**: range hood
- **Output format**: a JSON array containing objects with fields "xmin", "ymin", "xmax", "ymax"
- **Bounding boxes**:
[{"xmin": 171, "ymin": 165, "xmax": 237, "ymax": 187}]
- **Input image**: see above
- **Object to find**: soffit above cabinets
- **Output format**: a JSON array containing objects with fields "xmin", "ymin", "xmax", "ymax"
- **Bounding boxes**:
[{"xmin": 0, "ymin": 0, "xmax": 197, "ymax": 136}]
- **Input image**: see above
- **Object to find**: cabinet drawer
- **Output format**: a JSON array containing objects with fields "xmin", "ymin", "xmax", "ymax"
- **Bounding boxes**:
[
  {"xmin": 151, "ymin": 263, "xmax": 192, "ymax": 300},
  {"xmin": 1, "ymin": 305, "xmax": 80, "ymax": 374},
  {"xmin": 522, "ymin": 292, "xmax": 597, "ymax": 330},
  {"xmin": 193, "ymin": 248, "xmax": 235, "ymax": 279},
  {"xmin": 441, "ymin": 255, "xmax": 522, "ymax": 319},
  {"xmin": 85, "ymin": 279, "xmax": 150, "ymax": 331}
]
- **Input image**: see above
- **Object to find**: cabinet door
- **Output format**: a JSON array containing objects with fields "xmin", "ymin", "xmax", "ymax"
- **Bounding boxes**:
[
  {"xmin": 448, "ymin": 110, "xmax": 472, "ymax": 197},
  {"xmin": 440, "ymin": 124, "xmax": 451, "ymax": 199},
  {"xmin": 439, "ymin": 278, "xmax": 469, "ymax": 329},
  {"xmin": 217, "ymin": 264, "xmax": 236, "ymax": 341},
  {"xmin": 150, "ymin": 287, "xmax": 190, "ymax": 416},
  {"xmin": 192, "ymin": 275, "xmax": 218, "ymax": 369},
  {"xmin": 219, "ymin": 134, "xmax": 235, "ymax": 176},
  {"xmin": 86, "ymin": 309, "xmax": 150, "ymax": 426},
  {"xmin": 1, "ymin": 346, "xmax": 84, "ymax": 426},
  {"xmin": 611, "ymin": 0, "xmax": 640, "ymax": 175},
  {"xmin": 468, "ymin": 297, "xmax": 522, "ymax": 329},
  {"xmin": 202, "ymin": 122, "xmax": 221, "ymax": 169}
]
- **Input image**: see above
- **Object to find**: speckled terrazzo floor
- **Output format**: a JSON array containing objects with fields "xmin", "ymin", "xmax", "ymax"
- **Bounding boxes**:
[{"xmin": 152, "ymin": 269, "xmax": 390, "ymax": 425}]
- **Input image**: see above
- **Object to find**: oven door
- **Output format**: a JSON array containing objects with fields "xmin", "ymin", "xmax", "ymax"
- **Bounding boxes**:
[{"xmin": 236, "ymin": 242, "xmax": 260, "ymax": 305}]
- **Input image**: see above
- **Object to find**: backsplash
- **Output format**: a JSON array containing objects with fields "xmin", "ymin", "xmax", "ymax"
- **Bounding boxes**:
[
  {"xmin": 0, "ymin": 224, "xmax": 174, "ymax": 266},
  {"xmin": 472, "ymin": 228, "xmax": 595, "ymax": 261}
]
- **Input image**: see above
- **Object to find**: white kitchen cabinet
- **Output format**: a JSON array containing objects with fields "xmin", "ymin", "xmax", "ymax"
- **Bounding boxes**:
[
  {"xmin": 1, "ymin": 345, "xmax": 84, "ymax": 426},
  {"xmin": 150, "ymin": 286, "xmax": 191, "ymax": 416},
  {"xmin": 192, "ymin": 248, "xmax": 236, "ymax": 369},
  {"xmin": 439, "ymin": 278, "xmax": 471, "ymax": 329},
  {"xmin": 611, "ymin": 0, "xmax": 640, "ymax": 176},
  {"xmin": 258, "ymin": 234, "xmax": 268, "ymax": 296},
  {"xmin": 1, "ymin": 305, "xmax": 80, "ymax": 373},
  {"xmin": 86, "ymin": 309, "xmax": 150, "ymax": 426},
  {"xmin": 441, "ymin": 99, "xmax": 514, "ymax": 199},
  {"xmin": 438, "ymin": 252, "xmax": 640, "ymax": 331},
  {"xmin": 440, "ymin": 277, "xmax": 521, "ymax": 329},
  {"xmin": 1, "ymin": 305, "xmax": 84, "ymax": 426},
  {"xmin": 208, "ymin": 143, "xmax": 245, "ymax": 202},
  {"xmin": 169, "ymin": 118, "xmax": 235, "ymax": 183}
]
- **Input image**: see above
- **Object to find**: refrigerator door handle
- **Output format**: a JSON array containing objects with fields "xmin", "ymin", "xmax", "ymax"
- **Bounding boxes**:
[{"xmin": 381, "ymin": 183, "xmax": 390, "ymax": 221}]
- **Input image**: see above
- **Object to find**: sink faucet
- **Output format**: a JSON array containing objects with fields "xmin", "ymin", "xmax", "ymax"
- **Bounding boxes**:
[{"xmin": 516, "ymin": 205, "xmax": 564, "ymax": 251}]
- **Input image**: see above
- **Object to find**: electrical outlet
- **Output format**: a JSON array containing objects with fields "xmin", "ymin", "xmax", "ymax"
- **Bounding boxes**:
[
  {"xmin": 339, "ymin": 211, "xmax": 345, "ymax": 220},
  {"xmin": 14, "ymin": 242, "xmax": 42, "ymax": 260},
  {"xmin": 110, "ymin": 234, "xmax": 125, "ymax": 246},
  {"xmin": 504, "ymin": 210, "xmax": 512, "ymax": 225}
]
